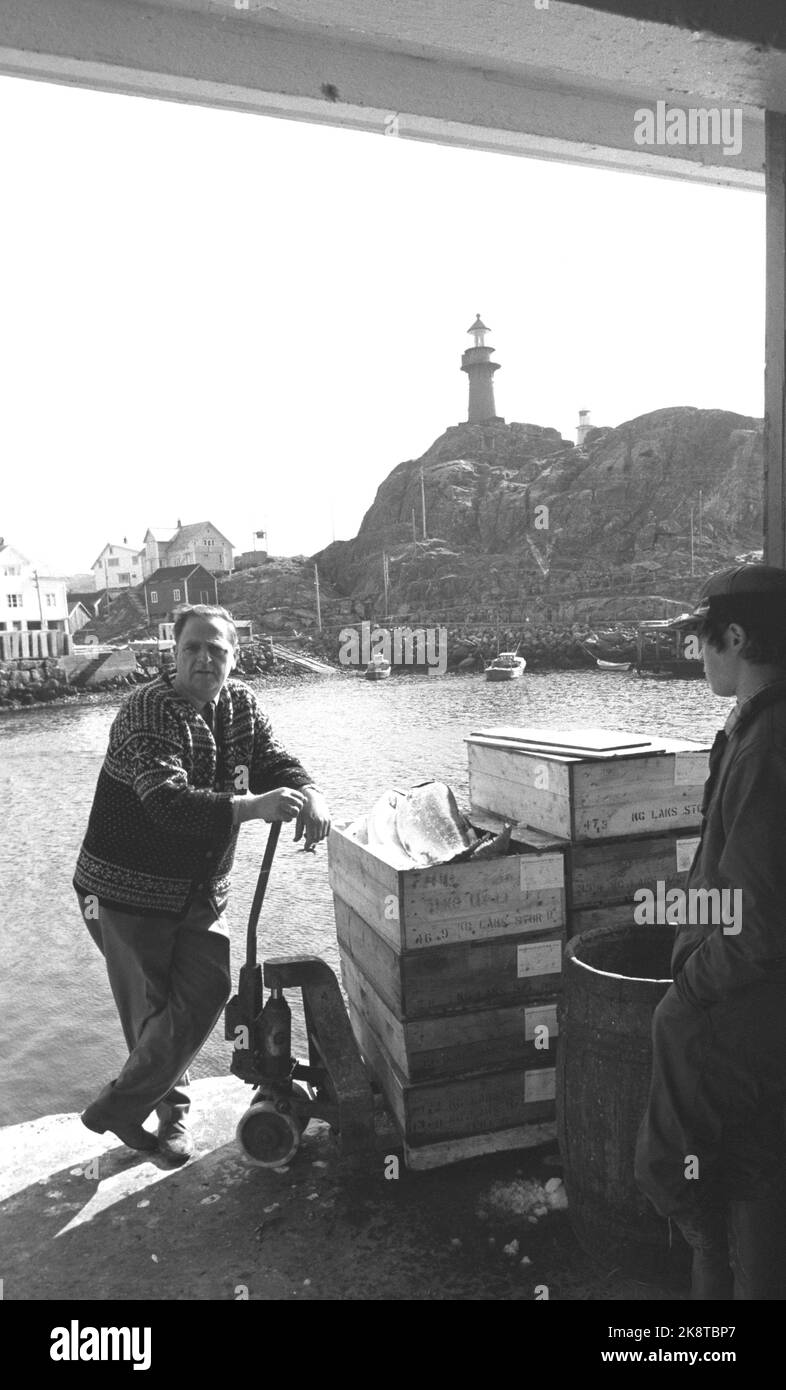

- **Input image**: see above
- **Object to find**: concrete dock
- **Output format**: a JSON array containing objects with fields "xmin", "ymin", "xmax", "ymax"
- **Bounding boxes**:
[{"xmin": 1, "ymin": 1077, "xmax": 680, "ymax": 1302}]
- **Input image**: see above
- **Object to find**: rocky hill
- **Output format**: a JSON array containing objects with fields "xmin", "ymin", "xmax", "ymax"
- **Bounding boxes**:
[
  {"xmin": 80, "ymin": 407, "xmax": 765, "ymax": 651},
  {"xmin": 218, "ymin": 555, "xmax": 349, "ymax": 635},
  {"xmin": 313, "ymin": 408, "xmax": 764, "ymax": 620}
]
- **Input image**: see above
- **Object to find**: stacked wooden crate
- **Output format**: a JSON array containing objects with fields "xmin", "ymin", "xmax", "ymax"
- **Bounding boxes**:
[
  {"xmin": 330, "ymin": 727, "xmax": 710, "ymax": 1169},
  {"xmin": 466, "ymin": 726, "xmax": 710, "ymax": 937},
  {"xmin": 328, "ymin": 823, "xmax": 567, "ymax": 1169}
]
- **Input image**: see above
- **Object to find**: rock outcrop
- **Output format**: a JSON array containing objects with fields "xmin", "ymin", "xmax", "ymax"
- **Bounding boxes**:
[{"xmin": 314, "ymin": 408, "xmax": 764, "ymax": 617}]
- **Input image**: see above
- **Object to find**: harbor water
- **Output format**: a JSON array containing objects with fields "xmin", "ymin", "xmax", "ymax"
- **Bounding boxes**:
[{"xmin": 0, "ymin": 669, "xmax": 729, "ymax": 1128}]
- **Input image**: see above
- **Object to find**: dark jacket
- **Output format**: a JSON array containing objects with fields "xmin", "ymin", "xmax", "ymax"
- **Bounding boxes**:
[
  {"xmin": 73, "ymin": 672, "xmax": 312, "ymax": 917},
  {"xmin": 673, "ymin": 678, "xmax": 786, "ymax": 1008}
]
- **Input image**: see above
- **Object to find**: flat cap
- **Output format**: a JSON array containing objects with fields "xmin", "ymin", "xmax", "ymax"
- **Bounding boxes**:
[{"xmin": 670, "ymin": 564, "xmax": 786, "ymax": 630}]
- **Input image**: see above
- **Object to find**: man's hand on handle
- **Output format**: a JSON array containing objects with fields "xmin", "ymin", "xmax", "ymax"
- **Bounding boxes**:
[
  {"xmin": 258, "ymin": 787, "xmax": 307, "ymax": 823},
  {"xmin": 232, "ymin": 785, "xmax": 331, "ymax": 846},
  {"xmin": 293, "ymin": 786, "xmax": 331, "ymax": 850}
]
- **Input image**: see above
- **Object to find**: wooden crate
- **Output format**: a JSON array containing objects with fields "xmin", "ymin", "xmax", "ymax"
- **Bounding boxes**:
[
  {"xmin": 472, "ymin": 811, "xmax": 702, "ymax": 933},
  {"xmin": 341, "ymin": 950, "xmax": 558, "ymax": 1081},
  {"xmin": 467, "ymin": 725, "xmax": 709, "ymax": 842},
  {"xmin": 335, "ymin": 894, "xmax": 563, "ymax": 1018},
  {"xmin": 349, "ymin": 1001, "xmax": 557, "ymax": 1149},
  {"xmin": 327, "ymin": 822, "xmax": 565, "ymax": 951}
]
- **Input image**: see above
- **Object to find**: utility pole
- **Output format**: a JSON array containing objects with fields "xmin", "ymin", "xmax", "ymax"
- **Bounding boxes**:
[
  {"xmin": 690, "ymin": 504, "xmax": 695, "ymax": 577},
  {"xmin": 314, "ymin": 563, "xmax": 322, "ymax": 630},
  {"xmin": 34, "ymin": 569, "xmax": 45, "ymax": 627},
  {"xmin": 698, "ymin": 490, "xmax": 703, "ymax": 544},
  {"xmin": 411, "ymin": 509, "xmax": 416, "ymax": 542},
  {"xmin": 420, "ymin": 467, "xmax": 427, "ymax": 541},
  {"xmin": 383, "ymin": 552, "xmax": 389, "ymax": 620}
]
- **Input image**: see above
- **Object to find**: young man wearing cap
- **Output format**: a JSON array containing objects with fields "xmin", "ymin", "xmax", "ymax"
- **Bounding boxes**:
[{"xmin": 635, "ymin": 564, "xmax": 786, "ymax": 1299}]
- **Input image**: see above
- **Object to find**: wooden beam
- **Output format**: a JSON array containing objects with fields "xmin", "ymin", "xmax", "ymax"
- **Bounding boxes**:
[
  {"xmin": 0, "ymin": 0, "xmax": 765, "ymax": 188},
  {"xmin": 765, "ymin": 111, "xmax": 786, "ymax": 567}
]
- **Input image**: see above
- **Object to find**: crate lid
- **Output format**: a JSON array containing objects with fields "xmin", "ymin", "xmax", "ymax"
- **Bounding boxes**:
[{"xmin": 466, "ymin": 726, "xmax": 705, "ymax": 759}]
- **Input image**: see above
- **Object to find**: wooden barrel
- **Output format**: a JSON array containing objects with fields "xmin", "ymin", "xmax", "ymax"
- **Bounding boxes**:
[{"xmin": 557, "ymin": 922, "xmax": 689, "ymax": 1284}]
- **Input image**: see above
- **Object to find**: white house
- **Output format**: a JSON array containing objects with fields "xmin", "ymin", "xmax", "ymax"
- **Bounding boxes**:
[
  {"xmin": 140, "ymin": 520, "xmax": 234, "ymax": 577},
  {"xmin": 91, "ymin": 542, "xmax": 144, "ymax": 590},
  {"xmin": 0, "ymin": 541, "xmax": 69, "ymax": 631}
]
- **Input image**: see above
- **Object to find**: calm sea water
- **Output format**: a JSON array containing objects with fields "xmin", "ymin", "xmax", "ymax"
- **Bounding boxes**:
[{"xmin": 0, "ymin": 670, "xmax": 730, "ymax": 1127}]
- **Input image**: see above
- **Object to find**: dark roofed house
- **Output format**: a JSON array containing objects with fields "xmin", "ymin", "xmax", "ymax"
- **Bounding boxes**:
[
  {"xmin": 143, "ymin": 566, "xmax": 218, "ymax": 622},
  {"xmin": 67, "ymin": 589, "xmax": 111, "ymax": 619}
]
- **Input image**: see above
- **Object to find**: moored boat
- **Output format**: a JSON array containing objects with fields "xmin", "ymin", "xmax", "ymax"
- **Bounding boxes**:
[
  {"xmin": 484, "ymin": 652, "xmax": 527, "ymax": 681},
  {"xmin": 364, "ymin": 654, "xmax": 392, "ymax": 680},
  {"xmin": 635, "ymin": 620, "xmax": 704, "ymax": 678}
]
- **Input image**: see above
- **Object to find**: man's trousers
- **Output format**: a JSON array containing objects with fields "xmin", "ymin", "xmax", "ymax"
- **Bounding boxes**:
[{"xmin": 79, "ymin": 891, "xmax": 232, "ymax": 1127}]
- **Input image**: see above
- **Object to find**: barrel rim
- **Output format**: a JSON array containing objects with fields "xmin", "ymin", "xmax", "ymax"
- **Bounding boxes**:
[
  {"xmin": 564, "ymin": 921, "xmax": 674, "ymax": 984},
  {"xmin": 566, "ymin": 956, "xmax": 673, "ymax": 984}
]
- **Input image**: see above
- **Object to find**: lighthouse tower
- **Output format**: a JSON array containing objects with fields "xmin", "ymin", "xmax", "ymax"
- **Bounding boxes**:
[
  {"xmin": 576, "ymin": 409, "xmax": 592, "ymax": 448},
  {"xmin": 461, "ymin": 314, "xmax": 503, "ymax": 424}
]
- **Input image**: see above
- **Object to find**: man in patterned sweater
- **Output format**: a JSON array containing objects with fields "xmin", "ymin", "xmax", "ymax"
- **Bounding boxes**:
[{"xmin": 75, "ymin": 605, "xmax": 331, "ymax": 1162}]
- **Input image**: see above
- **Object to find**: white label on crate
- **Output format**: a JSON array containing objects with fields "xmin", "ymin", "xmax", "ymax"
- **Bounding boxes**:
[
  {"xmin": 520, "ymin": 853, "xmax": 564, "ymax": 892},
  {"xmin": 525, "ymin": 1068, "xmax": 556, "ymax": 1103},
  {"xmin": 517, "ymin": 940, "xmax": 562, "ymax": 978},
  {"xmin": 676, "ymin": 836, "xmax": 701, "ymax": 872},
  {"xmin": 673, "ymin": 751, "xmax": 709, "ymax": 786},
  {"xmin": 525, "ymin": 1003, "xmax": 559, "ymax": 1040}
]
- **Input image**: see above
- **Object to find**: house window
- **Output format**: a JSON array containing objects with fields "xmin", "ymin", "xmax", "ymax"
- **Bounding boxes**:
[
  {"xmin": 150, "ymin": 590, "xmax": 158, "ymax": 604},
  {"xmin": 45, "ymin": 593, "xmax": 57, "ymax": 607},
  {"xmin": 199, "ymin": 590, "xmax": 209, "ymax": 603},
  {"xmin": 173, "ymin": 588, "xmax": 181, "ymax": 602},
  {"xmin": 6, "ymin": 594, "xmax": 22, "ymax": 607},
  {"xmin": 107, "ymin": 557, "xmax": 120, "ymax": 567},
  {"xmin": 2, "ymin": 566, "xmax": 20, "ymax": 576},
  {"xmin": 118, "ymin": 572, "xmax": 130, "ymax": 584}
]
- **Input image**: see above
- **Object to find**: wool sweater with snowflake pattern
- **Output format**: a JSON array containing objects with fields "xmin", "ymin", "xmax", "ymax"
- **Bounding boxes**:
[{"xmin": 73, "ymin": 672, "xmax": 313, "ymax": 917}]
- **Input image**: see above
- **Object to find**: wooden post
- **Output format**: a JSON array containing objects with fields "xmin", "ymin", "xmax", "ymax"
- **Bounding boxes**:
[
  {"xmin": 420, "ymin": 467, "xmax": 427, "ymax": 540},
  {"xmin": 34, "ymin": 569, "xmax": 45, "ymax": 626},
  {"xmin": 765, "ymin": 111, "xmax": 786, "ymax": 568},
  {"xmin": 314, "ymin": 563, "xmax": 322, "ymax": 630}
]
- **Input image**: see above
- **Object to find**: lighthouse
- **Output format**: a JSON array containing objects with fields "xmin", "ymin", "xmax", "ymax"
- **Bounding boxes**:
[
  {"xmin": 576, "ymin": 409, "xmax": 592, "ymax": 448},
  {"xmin": 461, "ymin": 314, "xmax": 503, "ymax": 424}
]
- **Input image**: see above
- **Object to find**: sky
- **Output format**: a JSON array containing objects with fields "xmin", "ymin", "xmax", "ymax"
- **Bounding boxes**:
[{"xmin": 0, "ymin": 73, "xmax": 766, "ymax": 577}]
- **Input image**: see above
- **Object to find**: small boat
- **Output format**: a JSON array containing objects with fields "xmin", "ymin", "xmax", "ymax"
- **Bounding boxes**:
[
  {"xmin": 484, "ymin": 651, "xmax": 527, "ymax": 681},
  {"xmin": 364, "ymin": 654, "xmax": 392, "ymax": 680},
  {"xmin": 596, "ymin": 658, "xmax": 632, "ymax": 671},
  {"xmin": 635, "ymin": 621, "xmax": 704, "ymax": 679}
]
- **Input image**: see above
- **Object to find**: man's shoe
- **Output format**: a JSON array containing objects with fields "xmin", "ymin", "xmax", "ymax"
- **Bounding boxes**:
[
  {"xmin": 157, "ymin": 1120, "xmax": 195, "ymax": 1164},
  {"xmin": 81, "ymin": 1107, "xmax": 159, "ymax": 1152}
]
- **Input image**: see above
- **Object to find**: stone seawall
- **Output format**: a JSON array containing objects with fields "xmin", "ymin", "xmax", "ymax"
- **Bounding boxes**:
[
  {"xmin": 0, "ymin": 657, "xmax": 72, "ymax": 707},
  {"xmin": 0, "ymin": 649, "xmax": 143, "ymax": 710}
]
